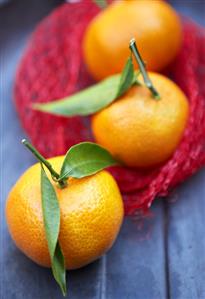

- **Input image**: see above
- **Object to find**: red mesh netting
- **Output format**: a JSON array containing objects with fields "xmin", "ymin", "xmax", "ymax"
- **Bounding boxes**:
[{"xmin": 14, "ymin": 2, "xmax": 205, "ymax": 215}]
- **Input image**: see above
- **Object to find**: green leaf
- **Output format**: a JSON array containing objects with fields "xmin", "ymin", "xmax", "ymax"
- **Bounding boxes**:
[
  {"xmin": 93, "ymin": 0, "xmax": 107, "ymax": 9},
  {"xmin": 60, "ymin": 142, "xmax": 117, "ymax": 180},
  {"xmin": 52, "ymin": 242, "xmax": 67, "ymax": 296},
  {"xmin": 33, "ymin": 58, "xmax": 136, "ymax": 117},
  {"xmin": 116, "ymin": 56, "xmax": 135, "ymax": 98},
  {"xmin": 41, "ymin": 166, "xmax": 66, "ymax": 296},
  {"xmin": 34, "ymin": 74, "xmax": 121, "ymax": 116},
  {"xmin": 41, "ymin": 167, "xmax": 60, "ymax": 260}
]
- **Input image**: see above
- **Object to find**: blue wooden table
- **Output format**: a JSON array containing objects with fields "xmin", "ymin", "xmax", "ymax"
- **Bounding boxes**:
[{"xmin": 1, "ymin": 1, "xmax": 205, "ymax": 298}]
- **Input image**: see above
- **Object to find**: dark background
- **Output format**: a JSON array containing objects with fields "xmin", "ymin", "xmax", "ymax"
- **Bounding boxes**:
[{"xmin": 1, "ymin": 1, "xmax": 205, "ymax": 298}]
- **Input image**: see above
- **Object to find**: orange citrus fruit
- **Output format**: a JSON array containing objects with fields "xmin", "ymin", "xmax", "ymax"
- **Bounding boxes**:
[
  {"xmin": 91, "ymin": 72, "xmax": 189, "ymax": 168},
  {"xmin": 83, "ymin": 0, "xmax": 182, "ymax": 80},
  {"xmin": 6, "ymin": 156, "xmax": 124, "ymax": 269}
]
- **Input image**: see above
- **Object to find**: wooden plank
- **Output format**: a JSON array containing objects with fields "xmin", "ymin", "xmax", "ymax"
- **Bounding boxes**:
[
  {"xmin": 162, "ymin": 2, "xmax": 205, "ymax": 298},
  {"xmin": 166, "ymin": 169, "xmax": 205, "ymax": 299},
  {"xmin": 168, "ymin": 0, "xmax": 205, "ymax": 26},
  {"xmin": 106, "ymin": 203, "xmax": 167, "ymax": 299}
]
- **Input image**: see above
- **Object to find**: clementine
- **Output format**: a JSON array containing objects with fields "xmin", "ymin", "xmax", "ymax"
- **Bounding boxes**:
[
  {"xmin": 6, "ymin": 156, "xmax": 124, "ymax": 269},
  {"xmin": 91, "ymin": 72, "xmax": 189, "ymax": 168},
  {"xmin": 83, "ymin": 0, "xmax": 182, "ymax": 80}
]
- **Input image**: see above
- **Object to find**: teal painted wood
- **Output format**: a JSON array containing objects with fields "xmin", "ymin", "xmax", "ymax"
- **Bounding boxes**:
[
  {"xmin": 0, "ymin": 1, "xmax": 205, "ymax": 299},
  {"xmin": 106, "ymin": 204, "xmax": 167, "ymax": 299},
  {"xmin": 166, "ymin": 2, "xmax": 205, "ymax": 299},
  {"xmin": 166, "ymin": 170, "xmax": 205, "ymax": 299}
]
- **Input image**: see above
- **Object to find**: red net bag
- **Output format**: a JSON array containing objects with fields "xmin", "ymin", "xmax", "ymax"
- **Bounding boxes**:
[{"xmin": 14, "ymin": 2, "xmax": 205, "ymax": 215}]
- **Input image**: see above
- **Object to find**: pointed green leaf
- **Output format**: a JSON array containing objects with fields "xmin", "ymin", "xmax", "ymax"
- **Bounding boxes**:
[
  {"xmin": 60, "ymin": 142, "xmax": 117, "ymax": 180},
  {"xmin": 41, "ymin": 167, "xmax": 60, "ymax": 260},
  {"xmin": 116, "ymin": 56, "xmax": 135, "ymax": 98},
  {"xmin": 34, "ymin": 74, "xmax": 121, "ymax": 116},
  {"xmin": 41, "ymin": 167, "xmax": 66, "ymax": 296},
  {"xmin": 33, "ymin": 58, "xmax": 136, "ymax": 117},
  {"xmin": 52, "ymin": 242, "xmax": 67, "ymax": 296}
]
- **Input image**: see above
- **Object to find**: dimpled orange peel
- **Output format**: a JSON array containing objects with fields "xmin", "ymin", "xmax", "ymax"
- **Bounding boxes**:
[{"xmin": 83, "ymin": 0, "xmax": 182, "ymax": 80}]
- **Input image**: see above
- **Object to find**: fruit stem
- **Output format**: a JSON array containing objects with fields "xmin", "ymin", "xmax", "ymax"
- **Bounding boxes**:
[
  {"xmin": 22, "ymin": 139, "xmax": 67, "ymax": 188},
  {"xmin": 129, "ymin": 38, "xmax": 160, "ymax": 100}
]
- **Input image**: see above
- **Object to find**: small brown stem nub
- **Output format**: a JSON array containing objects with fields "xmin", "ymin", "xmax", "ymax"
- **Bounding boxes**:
[
  {"xmin": 129, "ymin": 38, "xmax": 160, "ymax": 100},
  {"xmin": 22, "ymin": 139, "xmax": 67, "ymax": 188}
]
